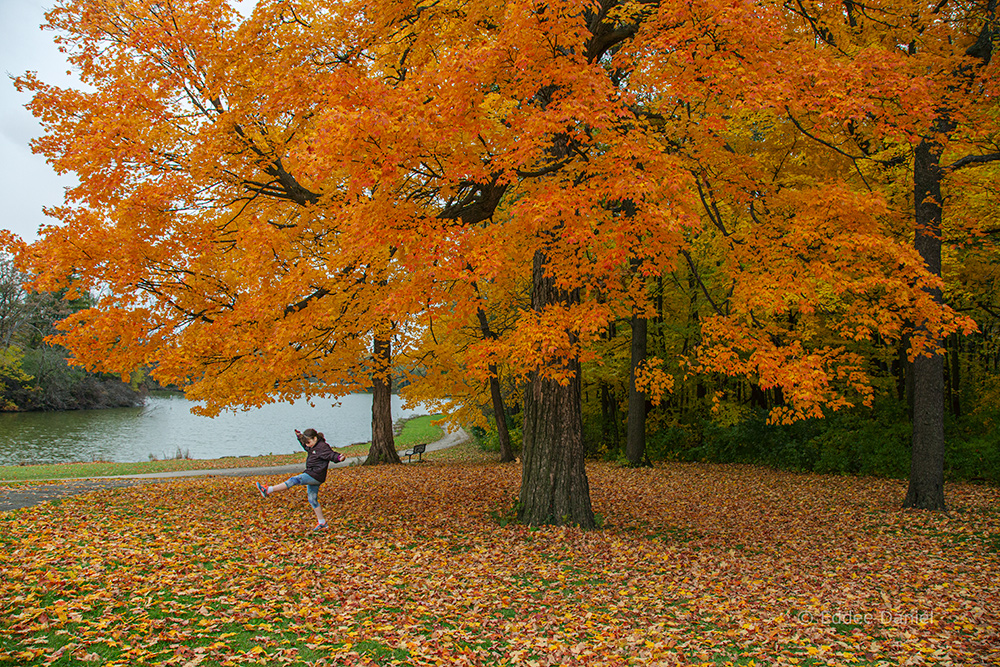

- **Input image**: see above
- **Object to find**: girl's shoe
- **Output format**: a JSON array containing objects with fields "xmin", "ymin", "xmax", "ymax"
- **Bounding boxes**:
[
  {"xmin": 255, "ymin": 481, "xmax": 269, "ymax": 499},
  {"xmin": 314, "ymin": 521, "xmax": 328, "ymax": 531}
]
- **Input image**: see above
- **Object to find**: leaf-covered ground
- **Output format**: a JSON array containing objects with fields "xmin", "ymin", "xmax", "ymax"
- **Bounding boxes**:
[{"xmin": 1, "ymin": 445, "xmax": 997, "ymax": 666}]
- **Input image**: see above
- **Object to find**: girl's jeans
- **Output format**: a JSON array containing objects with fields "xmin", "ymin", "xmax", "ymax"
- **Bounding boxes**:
[{"xmin": 284, "ymin": 473, "xmax": 322, "ymax": 508}]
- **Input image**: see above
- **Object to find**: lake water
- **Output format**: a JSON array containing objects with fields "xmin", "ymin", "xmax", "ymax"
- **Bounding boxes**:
[{"xmin": 0, "ymin": 392, "xmax": 430, "ymax": 466}]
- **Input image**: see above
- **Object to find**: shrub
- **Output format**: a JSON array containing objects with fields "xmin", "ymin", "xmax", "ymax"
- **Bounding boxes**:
[
  {"xmin": 475, "ymin": 413, "xmax": 523, "ymax": 456},
  {"xmin": 805, "ymin": 409, "xmax": 910, "ymax": 477},
  {"xmin": 645, "ymin": 424, "xmax": 697, "ymax": 462},
  {"xmin": 647, "ymin": 399, "xmax": 915, "ymax": 478},
  {"xmin": 945, "ymin": 405, "xmax": 1000, "ymax": 484}
]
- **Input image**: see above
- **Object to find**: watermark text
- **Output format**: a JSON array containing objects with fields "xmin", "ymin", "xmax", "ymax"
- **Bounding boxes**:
[{"xmin": 795, "ymin": 609, "xmax": 934, "ymax": 626}]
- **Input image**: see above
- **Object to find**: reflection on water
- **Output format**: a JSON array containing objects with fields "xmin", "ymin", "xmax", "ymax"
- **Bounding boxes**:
[{"xmin": 0, "ymin": 392, "xmax": 428, "ymax": 465}]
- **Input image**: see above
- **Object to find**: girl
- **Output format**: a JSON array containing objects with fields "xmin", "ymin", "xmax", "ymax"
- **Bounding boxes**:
[{"xmin": 255, "ymin": 428, "xmax": 346, "ymax": 531}]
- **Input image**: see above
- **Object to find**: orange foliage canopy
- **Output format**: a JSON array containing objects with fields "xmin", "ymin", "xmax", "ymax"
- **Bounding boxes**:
[{"xmin": 10, "ymin": 0, "xmax": 986, "ymax": 421}]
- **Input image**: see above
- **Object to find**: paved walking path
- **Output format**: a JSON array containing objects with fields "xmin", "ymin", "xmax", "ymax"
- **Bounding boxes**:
[{"xmin": 0, "ymin": 428, "xmax": 469, "ymax": 512}]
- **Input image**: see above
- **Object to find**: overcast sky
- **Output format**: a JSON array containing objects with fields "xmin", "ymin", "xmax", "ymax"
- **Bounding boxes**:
[
  {"xmin": 0, "ymin": 0, "xmax": 81, "ymax": 243},
  {"xmin": 2, "ymin": 1, "xmax": 256, "ymax": 244}
]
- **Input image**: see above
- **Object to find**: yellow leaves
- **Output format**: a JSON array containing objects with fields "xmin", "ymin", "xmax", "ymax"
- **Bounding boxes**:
[
  {"xmin": 14, "ymin": 648, "xmax": 46, "ymax": 662},
  {"xmin": 479, "ymin": 92, "xmax": 518, "ymax": 123}
]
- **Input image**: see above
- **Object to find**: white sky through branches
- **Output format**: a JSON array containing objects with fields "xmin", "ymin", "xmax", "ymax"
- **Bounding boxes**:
[{"xmin": 0, "ymin": 0, "xmax": 256, "ymax": 243}]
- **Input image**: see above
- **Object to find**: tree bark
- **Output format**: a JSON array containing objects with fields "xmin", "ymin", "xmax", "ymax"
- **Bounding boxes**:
[
  {"xmin": 906, "ymin": 352, "xmax": 946, "ymax": 508},
  {"xmin": 895, "ymin": 335, "xmax": 911, "ymax": 409},
  {"xmin": 904, "ymin": 136, "xmax": 948, "ymax": 509},
  {"xmin": 488, "ymin": 376, "xmax": 514, "ymax": 462},
  {"xmin": 365, "ymin": 331, "xmax": 401, "ymax": 465},
  {"xmin": 626, "ymin": 312, "xmax": 649, "ymax": 467},
  {"xmin": 518, "ymin": 250, "xmax": 595, "ymax": 527}
]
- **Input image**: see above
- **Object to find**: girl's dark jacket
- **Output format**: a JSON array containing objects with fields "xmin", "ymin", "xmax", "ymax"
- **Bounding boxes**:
[{"xmin": 301, "ymin": 438, "xmax": 335, "ymax": 483}]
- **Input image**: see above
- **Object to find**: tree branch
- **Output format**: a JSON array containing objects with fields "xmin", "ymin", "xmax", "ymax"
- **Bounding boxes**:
[
  {"xmin": 945, "ymin": 153, "xmax": 1000, "ymax": 171},
  {"xmin": 786, "ymin": 110, "xmax": 875, "ymax": 189},
  {"xmin": 284, "ymin": 288, "xmax": 331, "ymax": 316},
  {"xmin": 680, "ymin": 250, "xmax": 724, "ymax": 317}
]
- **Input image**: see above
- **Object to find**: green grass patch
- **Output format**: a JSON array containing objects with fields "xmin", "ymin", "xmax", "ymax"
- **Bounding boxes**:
[{"xmin": 393, "ymin": 414, "xmax": 445, "ymax": 447}]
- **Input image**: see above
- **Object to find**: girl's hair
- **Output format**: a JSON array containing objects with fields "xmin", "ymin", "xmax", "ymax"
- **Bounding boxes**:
[{"xmin": 302, "ymin": 428, "xmax": 325, "ymax": 442}]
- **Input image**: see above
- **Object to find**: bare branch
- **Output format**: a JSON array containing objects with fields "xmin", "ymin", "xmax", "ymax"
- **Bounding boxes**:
[
  {"xmin": 680, "ymin": 249, "xmax": 724, "ymax": 317},
  {"xmin": 945, "ymin": 153, "xmax": 1000, "ymax": 171}
]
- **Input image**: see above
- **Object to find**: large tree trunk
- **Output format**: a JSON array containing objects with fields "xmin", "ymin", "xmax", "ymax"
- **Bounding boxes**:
[
  {"xmin": 518, "ymin": 250, "xmax": 595, "ymax": 527},
  {"xmin": 477, "ymin": 307, "xmax": 514, "ymax": 462},
  {"xmin": 907, "ymin": 352, "xmax": 945, "ymax": 508},
  {"xmin": 365, "ymin": 331, "xmax": 401, "ymax": 465},
  {"xmin": 626, "ymin": 312, "xmax": 649, "ymax": 467},
  {"xmin": 904, "ymin": 136, "xmax": 948, "ymax": 509}
]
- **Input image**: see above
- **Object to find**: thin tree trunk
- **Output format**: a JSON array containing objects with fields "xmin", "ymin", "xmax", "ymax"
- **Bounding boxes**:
[
  {"xmin": 477, "ymin": 307, "xmax": 514, "ymax": 462},
  {"xmin": 365, "ymin": 331, "xmax": 401, "ymax": 465},
  {"xmin": 518, "ymin": 250, "xmax": 595, "ymax": 527},
  {"xmin": 626, "ymin": 312, "xmax": 649, "ymax": 467},
  {"xmin": 904, "ymin": 136, "xmax": 948, "ymax": 509},
  {"xmin": 600, "ymin": 383, "xmax": 619, "ymax": 451},
  {"xmin": 600, "ymin": 315, "xmax": 619, "ymax": 451},
  {"xmin": 949, "ymin": 333, "xmax": 962, "ymax": 417},
  {"xmin": 895, "ymin": 335, "xmax": 910, "ymax": 408},
  {"xmin": 488, "ymin": 375, "xmax": 514, "ymax": 462}
]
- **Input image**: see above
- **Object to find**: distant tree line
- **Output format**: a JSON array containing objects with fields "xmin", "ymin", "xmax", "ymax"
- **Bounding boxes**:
[{"xmin": 0, "ymin": 254, "xmax": 144, "ymax": 411}]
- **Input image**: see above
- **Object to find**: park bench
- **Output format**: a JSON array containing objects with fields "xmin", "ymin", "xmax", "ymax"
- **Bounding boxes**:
[{"xmin": 401, "ymin": 443, "xmax": 427, "ymax": 463}]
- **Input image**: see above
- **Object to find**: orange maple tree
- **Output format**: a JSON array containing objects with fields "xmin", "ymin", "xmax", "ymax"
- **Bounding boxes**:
[{"xmin": 11, "ymin": 0, "xmax": 991, "ymax": 523}]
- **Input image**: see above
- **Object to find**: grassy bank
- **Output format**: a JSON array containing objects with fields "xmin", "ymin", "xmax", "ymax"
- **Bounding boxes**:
[
  {"xmin": 1, "ymin": 457, "xmax": 997, "ymax": 665},
  {"xmin": 0, "ymin": 415, "xmax": 445, "ymax": 482}
]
